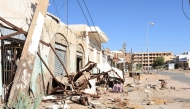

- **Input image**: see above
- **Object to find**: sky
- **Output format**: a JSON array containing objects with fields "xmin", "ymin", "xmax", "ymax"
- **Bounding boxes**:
[{"xmin": 47, "ymin": 0, "xmax": 190, "ymax": 55}]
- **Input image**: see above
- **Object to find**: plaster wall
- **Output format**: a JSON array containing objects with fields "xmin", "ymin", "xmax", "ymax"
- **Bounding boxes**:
[
  {"xmin": 0, "ymin": 0, "xmax": 38, "ymax": 31},
  {"xmin": 39, "ymin": 14, "xmax": 89, "ymax": 76}
]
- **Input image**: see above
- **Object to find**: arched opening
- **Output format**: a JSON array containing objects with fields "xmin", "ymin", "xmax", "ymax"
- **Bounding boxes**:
[
  {"xmin": 76, "ymin": 44, "xmax": 84, "ymax": 72},
  {"xmin": 54, "ymin": 33, "xmax": 69, "ymax": 77}
]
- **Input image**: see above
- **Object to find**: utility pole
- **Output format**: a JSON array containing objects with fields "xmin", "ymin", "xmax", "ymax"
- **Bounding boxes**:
[
  {"xmin": 123, "ymin": 43, "xmax": 126, "ymax": 53},
  {"xmin": 131, "ymin": 48, "xmax": 133, "ymax": 72},
  {"xmin": 142, "ymin": 47, "xmax": 144, "ymax": 73},
  {"xmin": 7, "ymin": 0, "xmax": 49, "ymax": 107},
  {"xmin": 123, "ymin": 43, "xmax": 126, "ymax": 72}
]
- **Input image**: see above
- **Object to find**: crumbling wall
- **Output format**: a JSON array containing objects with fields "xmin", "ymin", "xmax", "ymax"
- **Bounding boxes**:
[
  {"xmin": 31, "ymin": 14, "xmax": 90, "ymax": 95},
  {"xmin": 0, "ymin": 0, "xmax": 38, "ymax": 104},
  {"xmin": 0, "ymin": 0, "xmax": 38, "ymax": 31}
]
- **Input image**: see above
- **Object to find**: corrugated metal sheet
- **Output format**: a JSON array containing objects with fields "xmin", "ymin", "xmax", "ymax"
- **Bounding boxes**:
[
  {"xmin": 55, "ymin": 44, "xmax": 66, "ymax": 51},
  {"xmin": 54, "ymin": 43, "xmax": 66, "ymax": 76},
  {"xmin": 1, "ymin": 27, "xmax": 26, "ymax": 40}
]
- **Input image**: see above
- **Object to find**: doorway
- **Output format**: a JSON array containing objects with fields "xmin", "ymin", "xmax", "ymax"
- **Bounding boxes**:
[{"xmin": 76, "ymin": 52, "xmax": 83, "ymax": 72}]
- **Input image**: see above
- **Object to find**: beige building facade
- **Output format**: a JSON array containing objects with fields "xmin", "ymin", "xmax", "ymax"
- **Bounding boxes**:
[
  {"xmin": 37, "ymin": 15, "xmax": 108, "ymax": 94},
  {"xmin": 0, "ymin": 1, "xmax": 108, "ymax": 105},
  {"xmin": 133, "ymin": 52, "xmax": 173, "ymax": 67}
]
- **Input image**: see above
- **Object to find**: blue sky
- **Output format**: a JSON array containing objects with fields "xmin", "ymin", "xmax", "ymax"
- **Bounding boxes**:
[{"xmin": 48, "ymin": 0, "xmax": 190, "ymax": 55}]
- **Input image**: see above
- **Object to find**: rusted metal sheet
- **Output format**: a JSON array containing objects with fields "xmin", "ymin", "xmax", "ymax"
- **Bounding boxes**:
[
  {"xmin": 39, "ymin": 40, "xmax": 75, "ymax": 89},
  {"xmin": 73, "ymin": 62, "xmax": 97, "ymax": 82},
  {"xmin": 37, "ymin": 52, "xmax": 68, "ymax": 94},
  {"xmin": 1, "ymin": 27, "xmax": 26, "ymax": 40},
  {"xmin": 39, "ymin": 40, "xmax": 69, "ymax": 77},
  {"xmin": 0, "ymin": 31, "xmax": 22, "ymax": 40},
  {"xmin": 0, "ymin": 16, "xmax": 27, "ymax": 35}
]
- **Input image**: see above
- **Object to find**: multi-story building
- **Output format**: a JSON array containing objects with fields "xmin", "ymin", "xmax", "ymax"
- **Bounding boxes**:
[{"xmin": 133, "ymin": 52, "xmax": 173, "ymax": 67}]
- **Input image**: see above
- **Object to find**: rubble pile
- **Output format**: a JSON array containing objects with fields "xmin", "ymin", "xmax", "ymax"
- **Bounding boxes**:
[{"xmin": 41, "ymin": 61, "xmax": 125, "ymax": 109}]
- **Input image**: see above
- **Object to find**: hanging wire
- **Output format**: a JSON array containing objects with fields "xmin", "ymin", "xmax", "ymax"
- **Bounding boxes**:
[
  {"xmin": 76, "ymin": 0, "xmax": 102, "ymax": 49},
  {"xmin": 182, "ymin": 0, "xmax": 190, "ymax": 20},
  {"xmin": 82, "ymin": 0, "xmax": 105, "ymax": 50}
]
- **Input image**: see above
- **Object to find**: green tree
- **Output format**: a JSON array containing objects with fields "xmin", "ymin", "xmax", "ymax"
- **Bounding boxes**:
[
  {"xmin": 153, "ymin": 56, "xmax": 165, "ymax": 68},
  {"xmin": 136, "ymin": 63, "xmax": 142, "ymax": 70}
]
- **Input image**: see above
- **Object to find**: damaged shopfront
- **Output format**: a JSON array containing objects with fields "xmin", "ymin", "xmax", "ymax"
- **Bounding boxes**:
[{"xmin": 0, "ymin": 1, "xmax": 110, "ymax": 107}]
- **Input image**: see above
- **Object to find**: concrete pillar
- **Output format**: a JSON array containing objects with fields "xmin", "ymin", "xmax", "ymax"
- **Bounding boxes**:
[{"xmin": 7, "ymin": 0, "xmax": 49, "ymax": 107}]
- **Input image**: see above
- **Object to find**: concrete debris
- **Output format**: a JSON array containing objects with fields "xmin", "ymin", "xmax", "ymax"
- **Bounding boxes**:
[
  {"xmin": 154, "ymin": 86, "xmax": 160, "ymax": 90},
  {"xmin": 63, "ymin": 103, "xmax": 70, "ymax": 109},
  {"xmin": 144, "ymin": 90, "xmax": 152, "ymax": 93},
  {"xmin": 91, "ymin": 101, "xmax": 101, "ymax": 105},
  {"xmin": 143, "ymin": 100, "xmax": 154, "ymax": 105},
  {"xmin": 65, "ymin": 100, "xmax": 73, "ymax": 104},
  {"xmin": 28, "ymin": 61, "xmax": 125, "ymax": 108},
  {"xmin": 113, "ymin": 97, "xmax": 121, "ymax": 102},
  {"xmin": 47, "ymin": 103, "xmax": 70, "ymax": 109},
  {"xmin": 43, "ymin": 95, "xmax": 57, "ymax": 100},
  {"xmin": 49, "ymin": 104, "xmax": 59, "ymax": 109},
  {"xmin": 84, "ymin": 86, "xmax": 97, "ymax": 95}
]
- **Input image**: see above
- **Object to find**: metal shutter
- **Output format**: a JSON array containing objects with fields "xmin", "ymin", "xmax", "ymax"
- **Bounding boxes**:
[{"xmin": 54, "ymin": 46, "xmax": 66, "ymax": 76}]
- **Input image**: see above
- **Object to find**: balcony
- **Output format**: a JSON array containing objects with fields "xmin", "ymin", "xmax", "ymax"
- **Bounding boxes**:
[{"xmin": 88, "ymin": 26, "xmax": 109, "ymax": 43}]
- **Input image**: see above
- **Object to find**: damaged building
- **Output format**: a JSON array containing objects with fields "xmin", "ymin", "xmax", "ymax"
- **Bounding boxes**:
[{"xmin": 0, "ymin": 0, "xmax": 125, "ymax": 108}]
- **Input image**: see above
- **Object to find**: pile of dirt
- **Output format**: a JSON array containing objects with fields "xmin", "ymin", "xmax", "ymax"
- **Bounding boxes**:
[
  {"xmin": 130, "ymin": 105, "xmax": 145, "ymax": 109},
  {"xmin": 117, "ymin": 99, "xmax": 144, "ymax": 109},
  {"xmin": 118, "ymin": 99, "xmax": 130, "ymax": 107},
  {"xmin": 152, "ymin": 99, "xmax": 168, "ymax": 105}
]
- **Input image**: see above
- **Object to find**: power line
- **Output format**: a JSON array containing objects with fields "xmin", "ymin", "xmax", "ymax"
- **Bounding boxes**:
[
  {"xmin": 62, "ymin": 0, "xmax": 68, "ymax": 8},
  {"xmin": 76, "ymin": 0, "xmax": 102, "ymax": 49},
  {"xmin": 49, "ymin": 0, "xmax": 62, "ymax": 43},
  {"xmin": 182, "ymin": 0, "xmax": 190, "ymax": 20},
  {"xmin": 52, "ymin": 0, "xmax": 61, "ymax": 18},
  {"xmin": 82, "ymin": 0, "xmax": 105, "ymax": 49},
  {"xmin": 22, "ymin": 0, "xmax": 33, "ymax": 19},
  {"xmin": 66, "ymin": 0, "xmax": 69, "ymax": 39}
]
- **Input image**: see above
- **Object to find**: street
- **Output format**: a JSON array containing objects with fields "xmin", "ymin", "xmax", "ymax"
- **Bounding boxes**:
[{"xmin": 151, "ymin": 70, "xmax": 190, "ymax": 85}]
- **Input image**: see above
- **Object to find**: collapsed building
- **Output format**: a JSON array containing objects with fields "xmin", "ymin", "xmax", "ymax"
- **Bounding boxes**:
[{"xmin": 0, "ymin": 0, "xmax": 125, "ymax": 108}]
